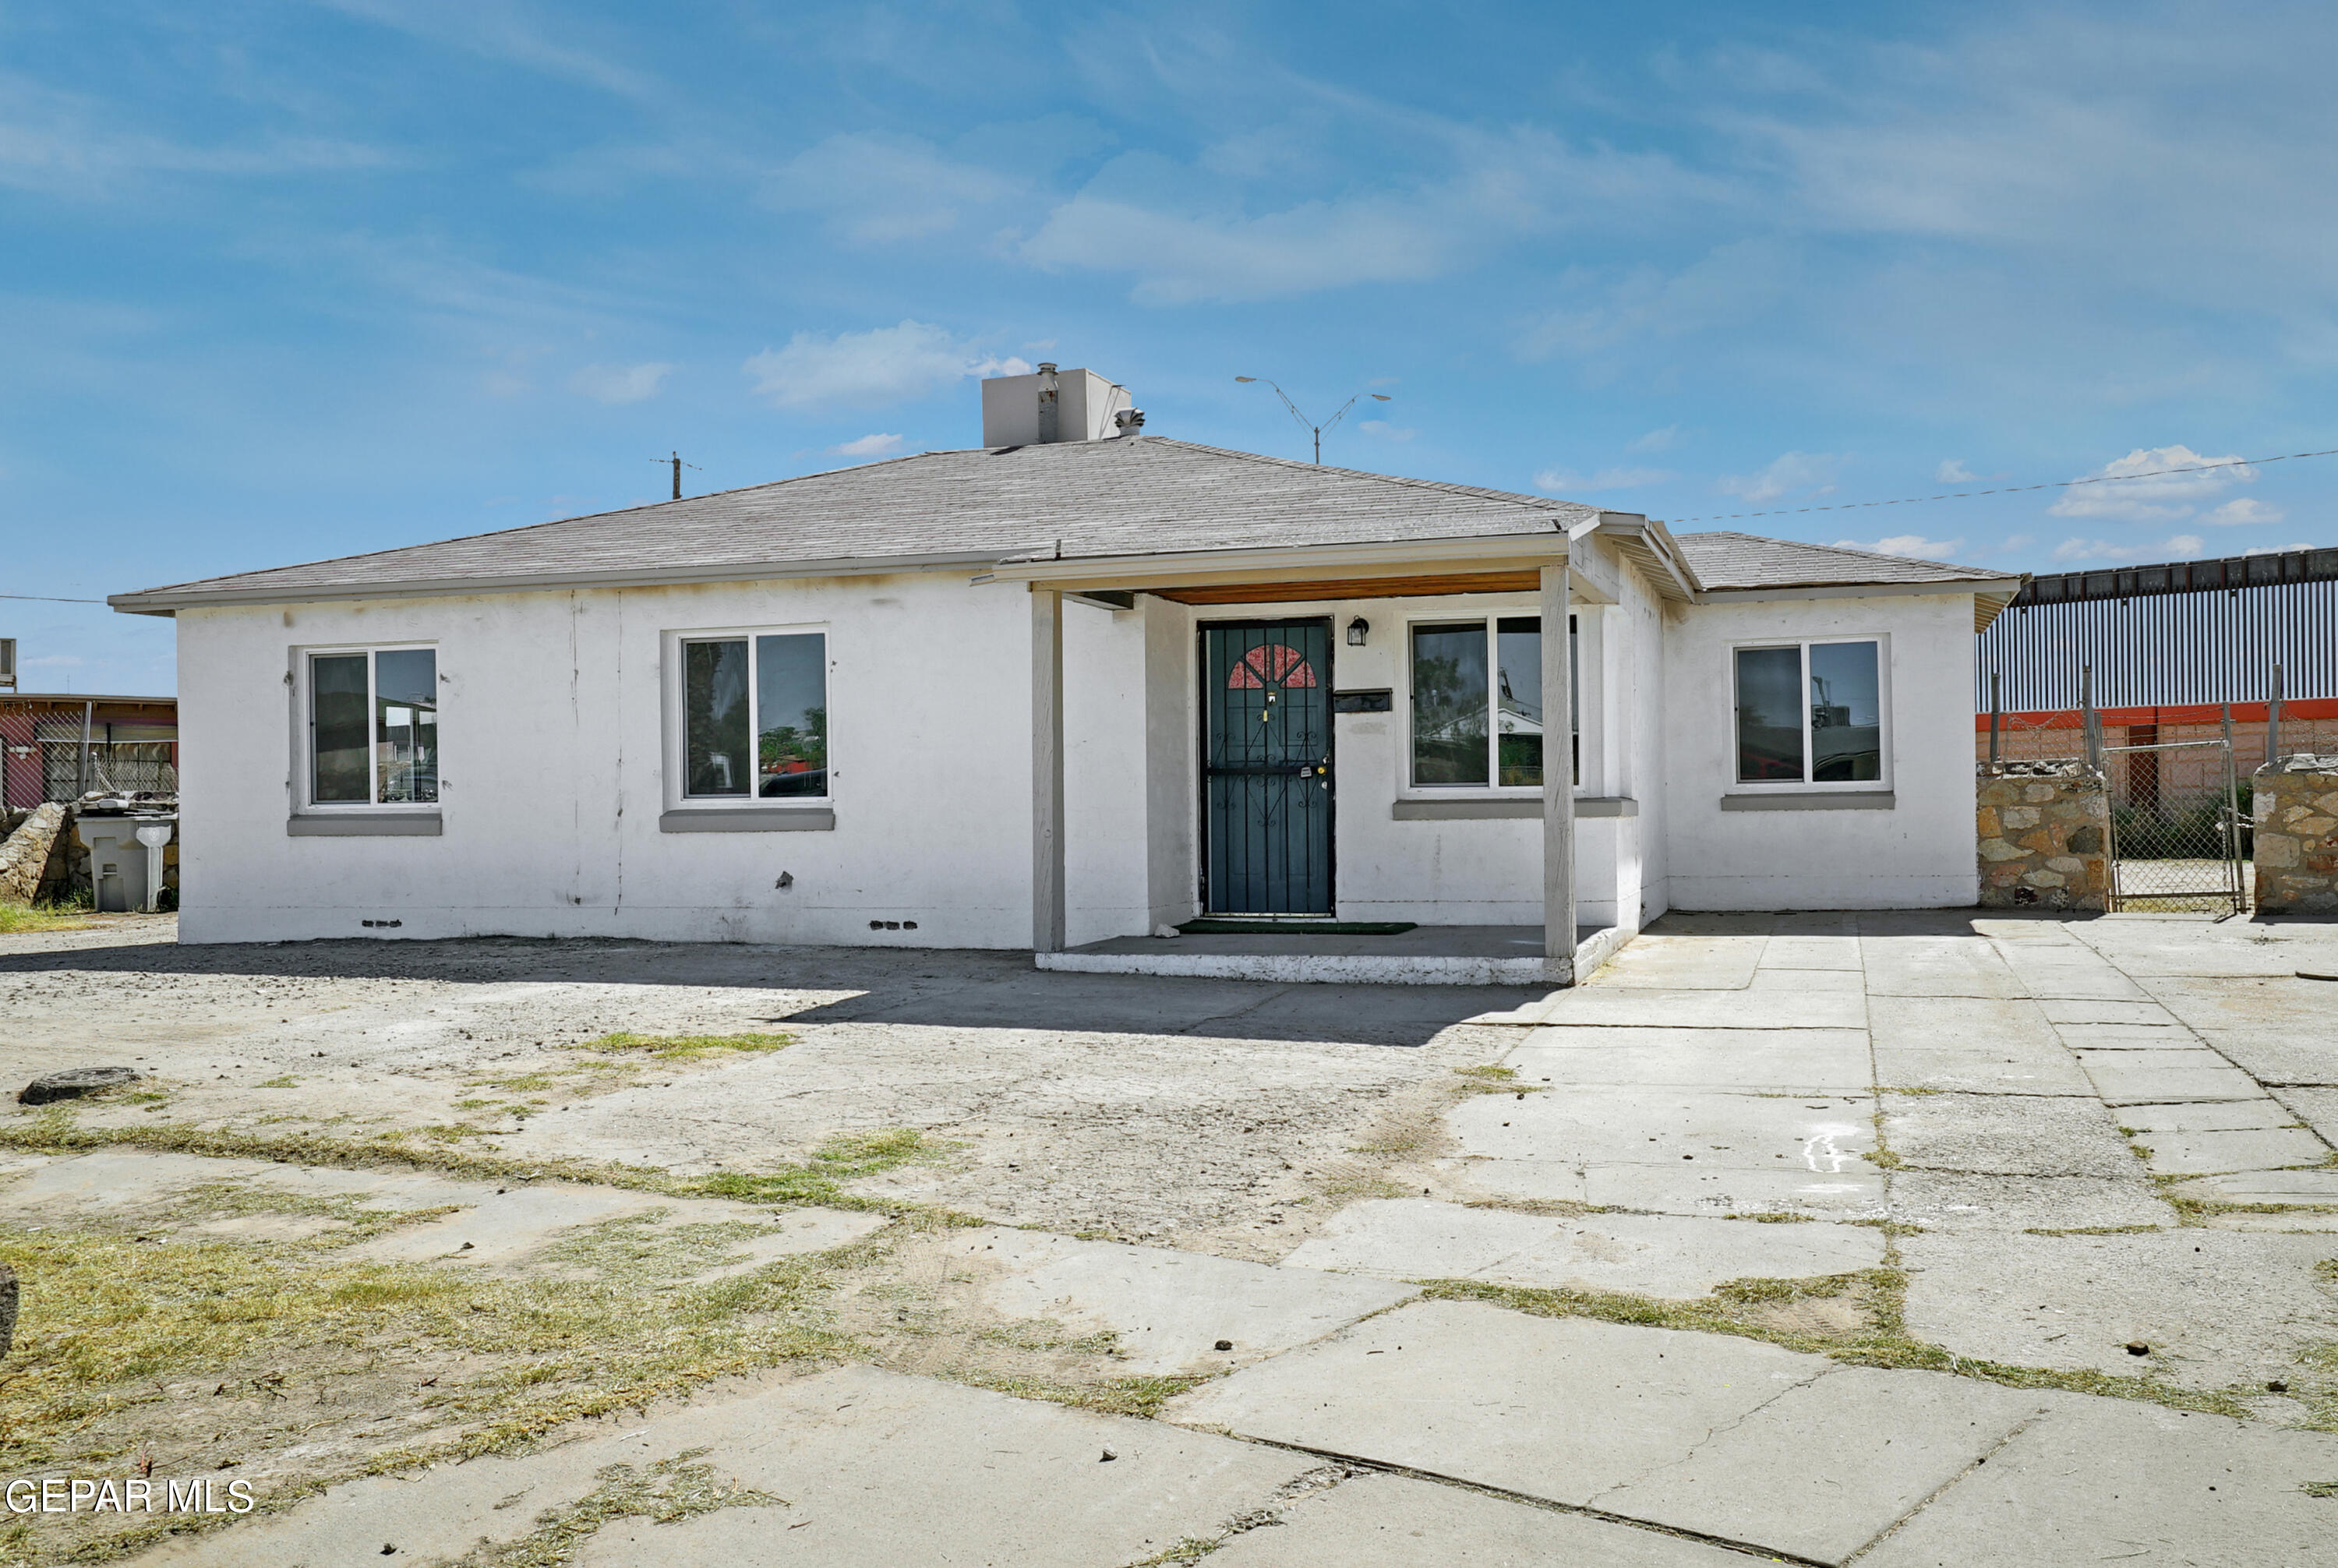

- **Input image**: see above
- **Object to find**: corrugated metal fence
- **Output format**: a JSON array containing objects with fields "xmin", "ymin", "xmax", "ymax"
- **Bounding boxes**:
[{"xmin": 1976, "ymin": 546, "xmax": 2338, "ymax": 710}]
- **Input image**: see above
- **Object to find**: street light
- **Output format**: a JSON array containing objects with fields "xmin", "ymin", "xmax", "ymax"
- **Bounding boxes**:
[{"xmin": 1234, "ymin": 376, "xmax": 1393, "ymax": 464}]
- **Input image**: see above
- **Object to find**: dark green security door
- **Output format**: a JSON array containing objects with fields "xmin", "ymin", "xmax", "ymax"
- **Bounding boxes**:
[{"xmin": 1203, "ymin": 620, "xmax": 1333, "ymax": 914}]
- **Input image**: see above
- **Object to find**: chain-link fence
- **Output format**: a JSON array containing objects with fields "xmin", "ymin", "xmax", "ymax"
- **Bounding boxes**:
[{"xmin": 2101, "ymin": 739, "xmax": 2245, "ymax": 913}]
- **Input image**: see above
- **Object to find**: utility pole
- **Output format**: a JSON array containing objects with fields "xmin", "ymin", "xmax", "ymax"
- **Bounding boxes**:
[
  {"xmin": 655, "ymin": 451, "xmax": 701, "ymax": 500},
  {"xmin": 1234, "ymin": 377, "xmax": 1392, "ymax": 464}
]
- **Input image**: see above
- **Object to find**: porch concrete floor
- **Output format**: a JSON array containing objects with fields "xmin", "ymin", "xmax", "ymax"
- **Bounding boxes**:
[{"xmin": 1037, "ymin": 922, "xmax": 1612, "ymax": 985}]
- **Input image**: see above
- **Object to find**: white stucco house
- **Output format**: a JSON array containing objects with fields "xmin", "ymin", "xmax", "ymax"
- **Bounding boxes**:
[{"xmin": 111, "ymin": 366, "xmax": 2022, "ymax": 982}]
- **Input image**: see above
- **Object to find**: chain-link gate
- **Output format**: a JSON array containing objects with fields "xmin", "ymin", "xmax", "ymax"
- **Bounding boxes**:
[{"xmin": 2101, "ymin": 736, "xmax": 2246, "ymax": 913}]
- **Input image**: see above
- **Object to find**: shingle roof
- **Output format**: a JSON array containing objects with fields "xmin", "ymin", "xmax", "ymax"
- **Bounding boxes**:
[
  {"xmin": 1676, "ymin": 531, "xmax": 2009, "ymax": 591},
  {"xmin": 109, "ymin": 439, "xmax": 2017, "ymax": 612},
  {"xmin": 111, "ymin": 439, "xmax": 1595, "ymax": 609}
]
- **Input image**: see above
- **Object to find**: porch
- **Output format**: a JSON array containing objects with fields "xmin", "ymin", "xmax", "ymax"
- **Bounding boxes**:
[{"xmin": 1036, "ymin": 922, "xmax": 1634, "ymax": 987}]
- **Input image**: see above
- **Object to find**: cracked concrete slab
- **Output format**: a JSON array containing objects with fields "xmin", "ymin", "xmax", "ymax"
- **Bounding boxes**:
[
  {"xmin": 1569, "ymin": 935, "xmax": 1767, "ymax": 992},
  {"xmin": 1870, "ymin": 1046, "xmax": 2097, "ymax": 1096},
  {"xmin": 1747, "ymin": 966, "xmax": 1867, "ymax": 991},
  {"xmin": 1505, "ymin": 1030, "xmax": 1873, "ymax": 1093},
  {"xmin": 1446, "ymin": 1155, "xmax": 1886, "ymax": 1219},
  {"xmin": 1990, "ymin": 949, "xmax": 2149, "ymax": 1001},
  {"xmin": 2273, "ymin": 1086, "xmax": 2338, "ymax": 1142},
  {"xmin": 1447, "ymin": 1086, "xmax": 1877, "ymax": 1171},
  {"xmin": 1899, "ymin": 1230, "xmax": 2338, "ymax": 1388},
  {"xmin": 2036, "ymin": 998, "xmax": 2181, "ymax": 1026},
  {"xmin": 2190, "ymin": 1029, "xmax": 2338, "ymax": 1087},
  {"xmin": 1164, "ymin": 1300, "xmax": 1833, "ymax": 1511},
  {"xmin": 1886, "ymin": 1171, "xmax": 2170, "ymax": 1232},
  {"xmin": 1868, "ymin": 996, "xmax": 2059, "ymax": 1052},
  {"xmin": 2122, "ymin": 1124, "xmax": 2329, "ymax": 1176},
  {"xmin": 2134, "ymin": 974, "xmax": 2338, "ymax": 1045},
  {"xmin": 137, "ymin": 1365, "xmax": 1314, "ymax": 1567},
  {"xmin": 1206, "ymin": 1470, "xmax": 1755, "ymax": 1567},
  {"xmin": 2071, "ymin": 1049, "xmax": 2266, "ymax": 1104},
  {"xmin": 2165, "ymin": 1168, "xmax": 2338, "ymax": 1206},
  {"xmin": 1282, "ymin": 1198, "xmax": 1883, "ymax": 1298},
  {"xmin": 1859, "ymin": 938, "xmax": 2027, "ymax": 998},
  {"xmin": 1590, "ymin": 1368, "xmax": 2046, "ymax": 1566},
  {"xmin": 1860, "ymin": 1393, "xmax": 2338, "ymax": 1568},
  {"xmin": 1883, "ymin": 1091, "xmax": 2142, "ymax": 1178},
  {"xmin": 1757, "ymin": 935, "xmax": 1866, "ymax": 971},
  {"xmin": 1493, "ymin": 991, "xmax": 1867, "ymax": 1030},
  {"xmin": 948, "ymin": 1227, "xmax": 1416, "ymax": 1375},
  {"xmin": 2047, "ymin": 1022, "xmax": 2198, "ymax": 1048}
]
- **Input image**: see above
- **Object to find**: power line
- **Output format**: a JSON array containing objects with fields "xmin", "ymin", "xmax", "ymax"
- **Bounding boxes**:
[
  {"xmin": 1668, "ymin": 445, "xmax": 2338, "ymax": 524},
  {"xmin": 0, "ymin": 593, "xmax": 104, "ymax": 603}
]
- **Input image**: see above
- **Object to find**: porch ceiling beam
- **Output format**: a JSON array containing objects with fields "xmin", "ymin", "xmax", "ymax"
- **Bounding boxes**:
[
  {"xmin": 1140, "ymin": 571, "xmax": 1576, "ymax": 605},
  {"xmin": 984, "ymin": 533, "xmax": 1567, "ymax": 592}
]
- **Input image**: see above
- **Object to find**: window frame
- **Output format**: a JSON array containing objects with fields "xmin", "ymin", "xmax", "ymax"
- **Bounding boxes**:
[
  {"xmin": 295, "ymin": 642, "xmax": 442, "ymax": 812},
  {"xmin": 1399, "ymin": 611, "xmax": 1579, "ymax": 796},
  {"xmin": 663, "ymin": 622, "xmax": 833, "ymax": 810},
  {"xmin": 1725, "ymin": 634, "xmax": 1891, "ymax": 793}
]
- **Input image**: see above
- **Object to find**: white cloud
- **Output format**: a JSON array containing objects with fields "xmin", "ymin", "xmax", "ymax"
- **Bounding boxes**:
[
  {"xmin": 2205, "ymin": 496, "xmax": 2283, "ymax": 525},
  {"xmin": 764, "ymin": 132, "xmax": 1028, "ymax": 243},
  {"xmin": 743, "ymin": 321, "xmax": 1028, "ymax": 411},
  {"xmin": 1718, "ymin": 451, "xmax": 1842, "ymax": 504},
  {"xmin": 2244, "ymin": 542, "xmax": 2315, "ymax": 556},
  {"xmin": 1358, "ymin": 419, "xmax": 1415, "ymax": 442},
  {"xmin": 831, "ymin": 433, "xmax": 905, "ymax": 458},
  {"xmin": 1935, "ymin": 459, "xmax": 1978, "ymax": 483},
  {"xmin": 1626, "ymin": 426, "xmax": 1683, "ymax": 454},
  {"xmin": 2047, "ymin": 444, "xmax": 2254, "ymax": 522},
  {"xmin": 2001, "ymin": 533, "xmax": 2034, "ymax": 550},
  {"xmin": 1535, "ymin": 466, "xmax": 1672, "ymax": 493},
  {"xmin": 1834, "ymin": 535, "xmax": 1965, "ymax": 560},
  {"xmin": 27, "ymin": 653, "xmax": 83, "ymax": 668},
  {"xmin": 2052, "ymin": 533, "xmax": 2206, "ymax": 563},
  {"xmin": 568, "ymin": 362, "xmax": 673, "ymax": 405}
]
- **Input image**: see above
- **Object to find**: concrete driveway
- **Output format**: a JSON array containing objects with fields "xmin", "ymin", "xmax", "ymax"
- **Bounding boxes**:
[{"xmin": 1, "ymin": 909, "xmax": 2335, "ymax": 1565}]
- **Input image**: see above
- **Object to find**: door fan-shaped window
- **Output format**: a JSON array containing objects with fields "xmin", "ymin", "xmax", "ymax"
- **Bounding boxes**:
[{"xmin": 1226, "ymin": 644, "xmax": 1318, "ymax": 690}]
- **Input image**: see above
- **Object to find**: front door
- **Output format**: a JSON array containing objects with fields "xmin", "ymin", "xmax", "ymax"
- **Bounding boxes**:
[{"xmin": 1203, "ymin": 620, "xmax": 1333, "ymax": 914}]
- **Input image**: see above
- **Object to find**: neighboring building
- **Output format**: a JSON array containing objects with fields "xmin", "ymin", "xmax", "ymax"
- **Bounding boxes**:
[
  {"xmin": 0, "ymin": 694, "xmax": 179, "ymax": 809},
  {"xmin": 111, "ymin": 367, "xmax": 2020, "ymax": 967}
]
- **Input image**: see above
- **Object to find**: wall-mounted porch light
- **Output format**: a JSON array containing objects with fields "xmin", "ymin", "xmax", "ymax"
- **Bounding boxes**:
[{"xmin": 1346, "ymin": 617, "xmax": 1370, "ymax": 646}]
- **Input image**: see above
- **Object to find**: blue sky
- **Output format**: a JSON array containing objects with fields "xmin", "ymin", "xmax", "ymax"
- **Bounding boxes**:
[{"xmin": 5, "ymin": 1, "xmax": 2333, "ymax": 696}]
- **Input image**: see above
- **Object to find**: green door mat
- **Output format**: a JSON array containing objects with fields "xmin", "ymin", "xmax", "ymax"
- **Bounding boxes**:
[{"xmin": 1178, "ymin": 920, "xmax": 1418, "ymax": 936}]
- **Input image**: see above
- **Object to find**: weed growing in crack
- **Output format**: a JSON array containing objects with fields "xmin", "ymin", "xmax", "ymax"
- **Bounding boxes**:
[{"xmin": 437, "ymin": 1447, "xmax": 784, "ymax": 1567}]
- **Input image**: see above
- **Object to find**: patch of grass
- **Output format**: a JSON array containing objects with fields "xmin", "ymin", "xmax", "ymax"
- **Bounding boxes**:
[
  {"xmin": 1422, "ymin": 1264, "xmax": 2256, "ymax": 1423},
  {"xmin": 441, "ymin": 1447, "xmax": 783, "ymax": 1567},
  {"xmin": 2023, "ymin": 1224, "xmax": 2163, "ymax": 1236},
  {"xmin": 0, "ymin": 899, "xmax": 95, "ymax": 934},
  {"xmin": 256, "ymin": 1075, "xmax": 298, "ymax": 1089},
  {"xmin": 576, "ymin": 1031, "xmax": 795, "ymax": 1063},
  {"xmin": 1725, "ymin": 1211, "xmax": 1817, "ymax": 1224},
  {"xmin": 948, "ymin": 1368, "xmax": 1208, "ymax": 1421},
  {"xmin": 1876, "ymin": 1086, "xmax": 1944, "ymax": 1097},
  {"xmin": 2304, "ymin": 1480, "xmax": 2338, "ymax": 1499},
  {"xmin": 1451, "ymin": 1064, "xmax": 1547, "ymax": 1099}
]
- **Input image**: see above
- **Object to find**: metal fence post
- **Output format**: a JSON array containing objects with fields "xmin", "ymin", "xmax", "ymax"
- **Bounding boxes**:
[
  {"xmin": 2081, "ymin": 665, "xmax": 2100, "ymax": 772},
  {"xmin": 2267, "ymin": 663, "xmax": 2283, "ymax": 769},
  {"xmin": 1987, "ymin": 672, "xmax": 2001, "ymax": 770}
]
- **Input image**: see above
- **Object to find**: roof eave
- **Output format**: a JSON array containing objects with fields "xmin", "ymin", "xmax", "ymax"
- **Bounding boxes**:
[{"xmin": 106, "ymin": 549, "xmax": 1012, "ymax": 616}]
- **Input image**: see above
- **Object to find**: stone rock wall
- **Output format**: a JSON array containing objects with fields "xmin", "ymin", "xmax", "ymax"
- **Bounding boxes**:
[
  {"xmin": 2251, "ymin": 758, "xmax": 2338, "ymax": 915},
  {"xmin": 1977, "ymin": 762, "xmax": 2110, "ymax": 910},
  {"xmin": 0, "ymin": 802, "xmax": 66, "ymax": 903}
]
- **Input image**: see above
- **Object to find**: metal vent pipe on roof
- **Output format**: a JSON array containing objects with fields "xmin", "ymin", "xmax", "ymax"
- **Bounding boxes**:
[{"xmin": 1037, "ymin": 362, "xmax": 1059, "ymax": 445}]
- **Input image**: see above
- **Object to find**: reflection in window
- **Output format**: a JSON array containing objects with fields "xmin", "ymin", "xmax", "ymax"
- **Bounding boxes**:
[
  {"xmin": 684, "ymin": 631, "xmax": 829, "ymax": 800},
  {"xmin": 1735, "ymin": 647, "xmax": 1805, "ymax": 782},
  {"xmin": 1734, "ymin": 641, "xmax": 1883, "ymax": 785},
  {"xmin": 309, "ymin": 648, "xmax": 436, "ymax": 807},
  {"xmin": 1810, "ymin": 641, "xmax": 1881, "ymax": 782},
  {"xmin": 755, "ymin": 633, "xmax": 828, "ymax": 796},
  {"xmin": 1411, "ymin": 623, "xmax": 1489, "ymax": 785},
  {"xmin": 685, "ymin": 640, "xmax": 751, "ymax": 796},
  {"xmin": 1495, "ymin": 617, "xmax": 1542, "ymax": 787}
]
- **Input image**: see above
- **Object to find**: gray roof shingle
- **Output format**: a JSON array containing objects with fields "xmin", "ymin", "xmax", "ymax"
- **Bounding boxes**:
[
  {"xmin": 1676, "ymin": 531, "xmax": 2009, "ymax": 591},
  {"xmin": 110, "ymin": 440, "xmax": 2016, "ymax": 609}
]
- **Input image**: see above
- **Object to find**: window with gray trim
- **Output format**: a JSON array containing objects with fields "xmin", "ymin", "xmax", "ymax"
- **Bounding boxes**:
[
  {"xmin": 1407, "ymin": 616, "xmax": 1577, "ymax": 789},
  {"xmin": 681, "ymin": 632, "xmax": 828, "ymax": 799},
  {"xmin": 1733, "ymin": 639, "xmax": 1882, "ymax": 784},
  {"xmin": 309, "ymin": 648, "xmax": 438, "ymax": 806}
]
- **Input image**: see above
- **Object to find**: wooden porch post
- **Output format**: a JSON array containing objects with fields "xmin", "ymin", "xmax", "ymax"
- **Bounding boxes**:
[
  {"xmin": 1541, "ymin": 563, "xmax": 1577, "ymax": 980},
  {"xmin": 1032, "ymin": 588, "xmax": 1068, "ymax": 952}
]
